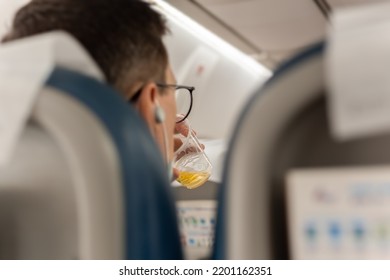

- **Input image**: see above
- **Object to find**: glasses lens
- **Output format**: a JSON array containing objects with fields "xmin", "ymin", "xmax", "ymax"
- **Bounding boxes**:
[{"xmin": 176, "ymin": 88, "xmax": 192, "ymax": 122}]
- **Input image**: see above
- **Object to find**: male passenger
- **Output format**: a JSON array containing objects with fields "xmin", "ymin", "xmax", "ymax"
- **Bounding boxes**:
[{"xmin": 2, "ymin": 0, "xmax": 187, "ymax": 174}]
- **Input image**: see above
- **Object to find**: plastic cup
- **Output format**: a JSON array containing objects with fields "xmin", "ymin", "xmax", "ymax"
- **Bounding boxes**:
[{"xmin": 173, "ymin": 119, "xmax": 212, "ymax": 189}]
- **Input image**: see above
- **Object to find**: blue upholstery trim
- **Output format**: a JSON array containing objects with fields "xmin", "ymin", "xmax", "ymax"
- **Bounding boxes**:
[
  {"xmin": 45, "ymin": 67, "xmax": 183, "ymax": 260},
  {"xmin": 212, "ymin": 42, "xmax": 325, "ymax": 259}
]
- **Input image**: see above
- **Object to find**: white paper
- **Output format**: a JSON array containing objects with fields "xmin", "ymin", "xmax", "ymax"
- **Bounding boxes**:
[
  {"xmin": 0, "ymin": 31, "xmax": 104, "ymax": 167},
  {"xmin": 326, "ymin": 2, "xmax": 390, "ymax": 140}
]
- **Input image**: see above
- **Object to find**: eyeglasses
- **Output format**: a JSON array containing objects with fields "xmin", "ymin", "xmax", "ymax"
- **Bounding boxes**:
[
  {"xmin": 156, "ymin": 83, "xmax": 195, "ymax": 123},
  {"xmin": 129, "ymin": 83, "xmax": 195, "ymax": 123}
]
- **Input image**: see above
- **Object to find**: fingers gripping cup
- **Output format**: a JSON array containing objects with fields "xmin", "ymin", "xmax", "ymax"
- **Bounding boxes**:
[{"xmin": 174, "ymin": 119, "xmax": 212, "ymax": 189}]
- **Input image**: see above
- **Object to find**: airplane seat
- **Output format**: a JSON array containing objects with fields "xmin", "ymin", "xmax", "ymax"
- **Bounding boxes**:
[
  {"xmin": 0, "ymin": 38, "xmax": 182, "ymax": 259},
  {"xmin": 46, "ymin": 67, "xmax": 183, "ymax": 260},
  {"xmin": 213, "ymin": 42, "xmax": 390, "ymax": 259}
]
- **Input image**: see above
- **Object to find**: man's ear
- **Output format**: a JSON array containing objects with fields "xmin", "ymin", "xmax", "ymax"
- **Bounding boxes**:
[
  {"xmin": 133, "ymin": 82, "xmax": 159, "ymax": 131},
  {"xmin": 136, "ymin": 82, "xmax": 158, "ymax": 108}
]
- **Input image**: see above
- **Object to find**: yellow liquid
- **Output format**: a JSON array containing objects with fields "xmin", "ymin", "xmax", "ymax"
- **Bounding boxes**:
[{"xmin": 176, "ymin": 171, "xmax": 211, "ymax": 189}]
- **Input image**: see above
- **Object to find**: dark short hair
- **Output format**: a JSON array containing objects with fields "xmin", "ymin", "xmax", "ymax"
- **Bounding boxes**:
[{"xmin": 2, "ymin": 0, "xmax": 169, "ymax": 97}]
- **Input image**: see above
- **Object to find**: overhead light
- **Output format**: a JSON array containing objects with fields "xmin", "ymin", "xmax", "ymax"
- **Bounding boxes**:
[{"xmin": 151, "ymin": 0, "xmax": 272, "ymax": 77}]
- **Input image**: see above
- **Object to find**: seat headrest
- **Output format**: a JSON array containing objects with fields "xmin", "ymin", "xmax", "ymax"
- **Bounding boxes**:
[{"xmin": 0, "ymin": 31, "xmax": 104, "ymax": 166}]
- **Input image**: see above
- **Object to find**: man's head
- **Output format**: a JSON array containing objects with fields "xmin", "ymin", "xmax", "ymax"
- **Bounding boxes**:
[
  {"xmin": 2, "ymin": 0, "xmax": 179, "ymax": 169},
  {"xmin": 2, "ymin": 0, "xmax": 169, "ymax": 99}
]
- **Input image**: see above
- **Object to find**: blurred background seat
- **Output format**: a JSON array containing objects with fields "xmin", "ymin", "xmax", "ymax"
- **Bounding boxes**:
[
  {"xmin": 213, "ymin": 40, "xmax": 390, "ymax": 259},
  {"xmin": 213, "ymin": 43, "xmax": 325, "ymax": 259}
]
